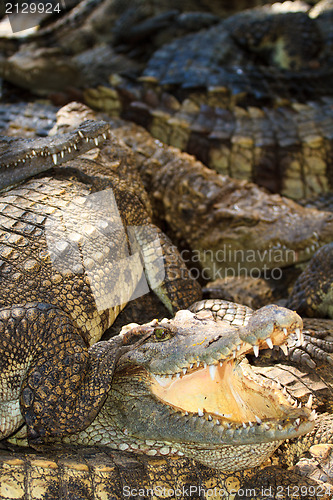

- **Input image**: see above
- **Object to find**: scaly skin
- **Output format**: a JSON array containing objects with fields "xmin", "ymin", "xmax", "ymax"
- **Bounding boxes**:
[
  {"xmin": 0, "ymin": 119, "xmax": 110, "ymax": 191},
  {"xmin": 1, "ymin": 102, "xmax": 333, "ymax": 280},
  {"xmin": 4, "ymin": 301, "xmax": 333, "ymax": 499},
  {"xmin": 0, "ymin": 109, "xmax": 200, "ymax": 444},
  {"xmin": 6, "ymin": 303, "xmax": 314, "ymax": 469},
  {"xmin": 1, "ymin": 2, "xmax": 333, "ymax": 198},
  {"xmin": 0, "ymin": 0, "xmax": 224, "ymax": 93},
  {"xmin": 106, "ymin": 115, "xmax": 333, "ymax": 277},
  {"xmin": 88, "ymin": 88, "xmax": 333, "ymax": 199},
  {"xmin": 1, "ymin": 1, "xmax": 332, "ymax": 96},
  {"xmin": 0, "ymin": 434, "xmax": 332, "ymax": 500},
  {"xmin": 83, "ymin": 1, "xmax": 333, "ymax": 199},
  {"xmin": 287, "ymin": 242, "xmax": 333, "ymax": 319}
]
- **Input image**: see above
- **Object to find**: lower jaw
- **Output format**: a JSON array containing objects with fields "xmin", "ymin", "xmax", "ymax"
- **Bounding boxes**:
[{"xmin": 174, "ymin": 440, "xmax": 282, "ymax": 471}]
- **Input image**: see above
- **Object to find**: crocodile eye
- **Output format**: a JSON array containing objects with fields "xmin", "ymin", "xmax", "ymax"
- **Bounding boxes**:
[{"xmin": 153, "ymin": 327, "xmax": 174, "ymax": 342}]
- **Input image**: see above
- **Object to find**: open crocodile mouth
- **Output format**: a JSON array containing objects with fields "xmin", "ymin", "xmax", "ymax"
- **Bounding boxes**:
[{"xmin": 150, "ymin": 336, "xmax": 316, "ymax": 442}]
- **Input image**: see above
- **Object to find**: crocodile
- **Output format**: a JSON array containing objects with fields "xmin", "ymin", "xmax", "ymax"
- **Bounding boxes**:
[
  {"xmin": 1, "ymin": 1, "xmax": 332, "ymax": 95},
  {"xmin": 1, "ymin": 101, "xmax": 333, "ymax": 286},
  {"xmin": 1, "ymin": 303, "xmax": 333, "ymax": 499},
  {"xmin": 0, "ymin": 4, "xmax": 330, "ymax": 500},
  {"xmin": 0, "ymin": 101, "xmax": 331, "ymax": 465},
  {"xmin": 1, "ymin": 0, "xmax": 333, "ymax": 198},
  {"xmin": 81, "ymin": 0, "xmax": 333, "ymax": 199},
  {"xmin": 0, "ymin": 439, "xmax": 332, "ymax": 499},
  {"xmin": 0, "ymin": 117, "xmax": 332, "ymax": 497},
  {"xmin": 88, "ymin": 90, "xmax": 333, "ymax": 199},
  {"xmin": 99, "ymin": 113, "xmax": 333, "ymax": 279}
]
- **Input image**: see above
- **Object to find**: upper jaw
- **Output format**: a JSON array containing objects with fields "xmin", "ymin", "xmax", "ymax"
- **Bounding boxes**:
[
  {"xmin": 145, "ymin": 308, "xmax": 313, "ymax": 444},
  {"xmin": 140, "ymin": 305, "xmax": 303, "ymax": 376}
]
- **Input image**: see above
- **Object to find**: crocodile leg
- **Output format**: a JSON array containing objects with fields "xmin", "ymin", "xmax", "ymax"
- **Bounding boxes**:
[{"xmin": 0, "ymin": 302, "xmax": 128, "ymax": 444}]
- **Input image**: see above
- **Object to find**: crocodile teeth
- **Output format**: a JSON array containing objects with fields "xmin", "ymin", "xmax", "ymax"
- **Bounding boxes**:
[
  {"xmin": 94, "ymin": 137, "xmax": 99, "ymax": 146},
  {"xmin": 182, "ymin": 368, "xmax": 187, "ymax": 375},
  {"xmin": 73, "ymin": 143, "xmax": 77, "ymax": 150},
  {"xmin": 263, "ymin": 423, "xmax": 270, "ymax": 430},
  {"xmin": 203, "ymin": 362, "xmax": 207, "ymax": 369},
  {"xmin": 31, "ymin": 149, "xmax": 37, "ymax": 156},
  {"xmin": 52, "ymin": 154, "xmax": 57, "ymax": 165},
  {"xmin": 189, "ymin": 364, "xmax": 193, "ymax": 369},
  {"xmin": 253, "ymin": 345, "xmax": 259, "ymax": 357},
  {"xmin": 216, "ymin": 420, "xmax": 220, "ymax": 425},
  {"xmin": 208, "ymin": 415, "xmax": 212, "ymax": 421},
  {"xmin": 60, "ymin": 151, "xmax": 65, "ymax": 158},
  {"xmin": 295, "ymin": 327, "xmax": 304, "ymax": 345},
  {"xmin": 283, "ymin": 327, "xmax": 288, "ymax": 336},
  {"xmin": 102, "ymin": 133, "xmax": 107, "ymax": 140},
  {"xmin": 255, "ymin": 415, "xmax": 262, "ymax": 424},
  {"xmin": 78, "ymin": 130, "xmax": 84, "ymax": 138},
  {"xmin": 248, "ymin": 421, "xmax": 253, "ymax": 427},
  {"xmin": 198, "ymin": 409, "xmax": 204, "ymax": 417},
  {"xmin": 176, "ymin": 373, "xmax": 181, "ymax": 379},
  {"xmin": 280, "ymin": 344, "xmax": 288, "ymax": 356},
  {"xmin": 309, "ymin": 410, "xmax": 317, "ymax": 421},
  {"xmin": 305, "ymin": 394, "xmax": 313, "ymax": 408},
  {"xmin": 197, "ymin": 361, "xmax": 200, "ymax": 368},
  {"xmin": 152, "ymin": 375, "xmax": 169, "ymax": 387},
  {"xmin": 266, "ymin": 337, "xmax": 274, "ymax": 349},
  {"xmin": 209, "ymin": 364, "xmax": 217, "ymax": 380},
  {"xmin": 86, "ymin": 137, "xmax": 89, "ymax": 142},
  {"xmin": 68, "ymin": 147, "xmax": 71, "ymax": 153},
  {"xmin": 242, "ymin": 422, "xmax": 247, "ymax": 428}
]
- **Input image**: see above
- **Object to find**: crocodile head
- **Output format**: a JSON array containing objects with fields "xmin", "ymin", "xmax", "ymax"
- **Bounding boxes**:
[
  {"xmin": 73, "ymin": 303, "xmax": 315, "ymax": 471},
  {"xmin": 191, "ymin": 183, "xmax": 333, "ymax": 277}
]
